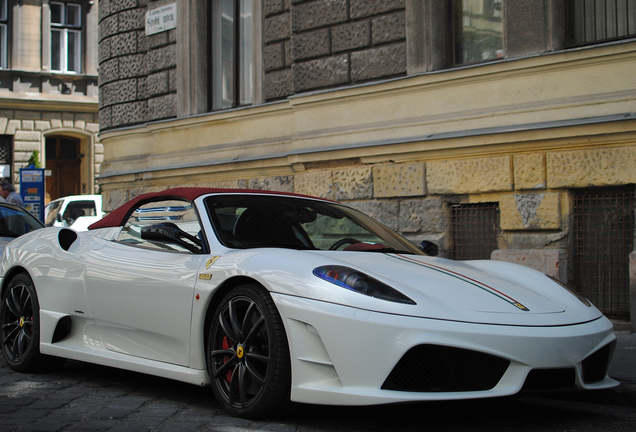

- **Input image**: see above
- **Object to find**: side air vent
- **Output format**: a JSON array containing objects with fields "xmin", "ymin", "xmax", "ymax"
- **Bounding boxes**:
[
  {"xmin": 382, "ymin": 344, "xmax": 509, "ymax": 392},
  {"xmin": 58, "ymin": 229, "xmax": 78, "ymax": 251},
  {"xmin": 51, "ymin": 315, "xmax": 72, "ymax": 343}
]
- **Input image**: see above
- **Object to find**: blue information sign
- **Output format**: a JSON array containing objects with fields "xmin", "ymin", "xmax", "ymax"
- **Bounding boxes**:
[{"xmin": 20, "ymin": 168, "xmax": 45, "ymax": 222}]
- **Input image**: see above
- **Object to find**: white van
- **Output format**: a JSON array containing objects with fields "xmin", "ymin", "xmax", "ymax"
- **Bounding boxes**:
[{"xmin": 44, "ymin": 195, "xmax": 104, "ymax": 231}]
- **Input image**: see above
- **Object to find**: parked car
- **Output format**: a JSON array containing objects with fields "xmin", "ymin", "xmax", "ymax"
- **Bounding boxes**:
[
  {"xmin": 44, "ymin": 195, "xmax": 104, "ymax": 231},
  {"xmin": 0, "ymin": 202, "xmax": 44, "ymax": 254},
  {"xmin": 0, "ymin": 188, "xmax": 617, "ymax": 418}
]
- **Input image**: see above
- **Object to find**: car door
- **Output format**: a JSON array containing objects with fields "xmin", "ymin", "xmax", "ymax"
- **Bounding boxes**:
[{"xmin": 84, "ymin": 199, "xmax": 208, "ymax": 366}]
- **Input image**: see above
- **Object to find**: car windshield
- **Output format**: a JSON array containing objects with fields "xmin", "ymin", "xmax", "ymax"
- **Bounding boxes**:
[
  {"xmin": 204, "ymin": 194, "xmax": 424, "ymax": 254},
  {"xmin": 0, "ymin": 205, "xmax": 43, "ymax": 238}
]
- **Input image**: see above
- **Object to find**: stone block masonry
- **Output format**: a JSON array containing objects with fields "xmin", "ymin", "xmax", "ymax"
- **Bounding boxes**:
[
  {"xmin": 264, "ymin": 0, "xmax": 406, "ymax": 99},
  {"xmin": 98, "ymin": 0, "xmax": 177, "ymax": 129}
]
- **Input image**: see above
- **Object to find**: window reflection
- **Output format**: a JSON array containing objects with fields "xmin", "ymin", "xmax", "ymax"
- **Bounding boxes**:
[
  {"xmin": 212, "ymin": 0, "xmax": 253, "ymax": 110},
  {"xmin": 454, "ymin": 0, "xmax": 503, "ymax": 65}
]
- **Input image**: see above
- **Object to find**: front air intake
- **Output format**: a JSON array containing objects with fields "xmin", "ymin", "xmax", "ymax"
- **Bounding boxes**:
[
  {"xmin": 382, "ymin": 344, "xmax": 510, "ymax": 392},
  {"xmin": 582, "ymin": 342, "xmax": 615, "ymax": 384}
]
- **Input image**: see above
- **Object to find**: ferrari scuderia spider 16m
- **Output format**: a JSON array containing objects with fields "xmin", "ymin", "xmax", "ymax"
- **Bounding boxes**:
[{"xmin": 0, "ymin": 188, "xmax": 618, "ymax": 418}]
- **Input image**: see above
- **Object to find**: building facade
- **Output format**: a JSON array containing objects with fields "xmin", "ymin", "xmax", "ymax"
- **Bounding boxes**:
[
  {"xmin": 97, "ymin": 0, "xmax": 636, "ymax": 328},
  {"xmin": 0, "ymin": 0, "xmax": 102, "ymax": 203}
]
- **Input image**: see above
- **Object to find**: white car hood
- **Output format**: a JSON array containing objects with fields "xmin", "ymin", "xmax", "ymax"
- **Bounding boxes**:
[{"xmin": 276, "ymin": 251, "xmax": 604, "ymax": 327}]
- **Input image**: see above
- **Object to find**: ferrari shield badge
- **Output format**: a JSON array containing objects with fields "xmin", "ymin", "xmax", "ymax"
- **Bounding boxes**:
[{"xmin": 206, "ymin": 256, "xmax": 220, "ymax": 269}]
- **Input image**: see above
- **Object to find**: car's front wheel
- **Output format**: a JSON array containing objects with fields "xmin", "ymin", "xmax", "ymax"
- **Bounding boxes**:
[
  {"xmin": 207, "ymin": 284, "xmax": 291, "ymax": 418},
  {"xmin": 1, "ymin": 273, "xmax": 64, "ymax": 371}
]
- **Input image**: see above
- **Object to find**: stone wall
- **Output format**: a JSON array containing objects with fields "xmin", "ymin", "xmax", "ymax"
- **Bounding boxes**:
[
  {"xmin": 99, "ymin": 0, "xmax": 177, "ymax": 130},
  {"xmin": 263, "ymin": 0, "xmax": 406, "ymax": 100}
]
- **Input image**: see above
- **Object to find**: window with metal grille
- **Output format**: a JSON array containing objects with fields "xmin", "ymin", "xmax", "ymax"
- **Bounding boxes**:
[
  {"xmin": 566, "ymin": 0, "xmax": 636, "ymax": 47},
  {"xmin": 450, "ymin": 203, "xmax": 499, "ymax": 260},
  {"xmin": 573, "ymin": 187, "xmax": 634, "ymax": 319}
]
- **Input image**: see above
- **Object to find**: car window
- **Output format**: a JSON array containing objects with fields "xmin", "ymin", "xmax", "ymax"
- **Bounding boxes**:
[
  {"xmin": 63, "ymin": 200, "xmax": 97, "ymax": 222},
  {"xmin": 116, "ymin": 199, "xmax": 205, "ymax": 253},
  {"xmin": 205, "ymin": 195, "xmax": 423, "ymax": 254},
  {"xmin": 0, "ymin": 206, "xmax": 44, "ymax": 237},
  {"xmin": 45, "ymin": 200, "xmax": 63, "ymax": 226}
]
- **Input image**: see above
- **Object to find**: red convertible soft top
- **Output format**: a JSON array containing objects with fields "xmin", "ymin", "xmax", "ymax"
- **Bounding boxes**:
[{"xmin": 88, "ymin": 187, "xmax": 325, "ymax": 230}]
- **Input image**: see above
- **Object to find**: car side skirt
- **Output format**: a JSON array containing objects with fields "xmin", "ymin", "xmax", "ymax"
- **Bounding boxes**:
[{"xmin": 39, "ymin": 309, "xmax": 210, "ymax": 387}]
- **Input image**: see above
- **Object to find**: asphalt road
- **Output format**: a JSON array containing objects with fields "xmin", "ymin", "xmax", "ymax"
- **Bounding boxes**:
[{"xmin": 1, "ymin": 354, "xmax": 636, "ymax": 432}]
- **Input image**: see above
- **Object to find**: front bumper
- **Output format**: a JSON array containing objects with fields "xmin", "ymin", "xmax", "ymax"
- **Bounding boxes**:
[{"xmin": 272, "ymin": 293, "xmax": 618, "ymax": 406}]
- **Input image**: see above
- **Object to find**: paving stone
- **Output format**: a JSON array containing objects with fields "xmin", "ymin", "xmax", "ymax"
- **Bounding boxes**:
[
  {"xmin": 134, "ymin": 401, "xmax": 183, "ymax": 418},
  {"xmin": 20, "ymin": 419, "xmax": 73, "ymax": 431},
  {"xmin": 155, "ymin": 421, "xmax": 209, "ymax": 432},
  {"xmin": 66, "ymin": 420, "xmax": 116, "ymax": 431}
]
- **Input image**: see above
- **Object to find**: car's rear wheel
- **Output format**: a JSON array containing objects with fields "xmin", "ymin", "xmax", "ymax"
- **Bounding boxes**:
[
  {"xmin": 207, "ymin": 284, "xmax": 291, "ymax": 418},
  {"xmin": 1, "ymin": 273, "xmax": 64, "ymax": 371}
]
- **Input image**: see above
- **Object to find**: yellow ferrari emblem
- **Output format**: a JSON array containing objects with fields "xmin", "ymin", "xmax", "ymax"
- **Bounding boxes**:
[
  {"xmin": 199, "ymin": 273, "xmax": 212, "ymax": 280},
  {"xmin": 206, "ymin": 256, "xmax": 220, "ymax": 269},
  {"xmin": 19, "ymin": 317, "xmax": 24, "ymax": 327},
  {"xmin": 237, "ymin": 346, "xmax": 244, "ymax": 358}
]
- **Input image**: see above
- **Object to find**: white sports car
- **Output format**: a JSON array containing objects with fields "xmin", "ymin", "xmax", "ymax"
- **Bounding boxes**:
[{"xmin": 0, "ymin": 188, "xmax": 618, "ymax": 418}]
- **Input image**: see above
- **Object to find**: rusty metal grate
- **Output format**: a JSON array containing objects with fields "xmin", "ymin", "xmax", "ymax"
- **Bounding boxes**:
[
  {"xmin": 574, "ymin": 187, "xmax": 634, "ymax": 319},
  {"xmin": 451, "ymin": 203, "xmax": 499, "ymax": 260}
]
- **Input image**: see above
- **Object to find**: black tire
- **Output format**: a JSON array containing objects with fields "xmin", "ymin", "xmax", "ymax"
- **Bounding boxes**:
[
  {"xmin": 1, "ymin": 273, "xmax": 65, "ymax": 372},
  {"xmin": 207, "ymin": 284, "xmax": 291, "ymax": 418}
]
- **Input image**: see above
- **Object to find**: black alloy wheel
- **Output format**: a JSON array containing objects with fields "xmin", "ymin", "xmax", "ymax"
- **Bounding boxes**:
[
  {"xmin": 1, "ymin": 273, "xmax": 54, "ymax": 371},
  {"xmin": 208, "ymin": 284, "xmax": 291, "ymax": 418}
]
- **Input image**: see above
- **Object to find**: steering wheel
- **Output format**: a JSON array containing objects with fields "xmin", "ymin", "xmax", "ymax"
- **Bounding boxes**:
[{"xmin": 329, "ymin": 238, "xmax": 361, "ymax": 250}]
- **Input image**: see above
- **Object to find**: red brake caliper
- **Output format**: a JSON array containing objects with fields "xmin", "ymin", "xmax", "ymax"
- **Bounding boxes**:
[{"xmin": 222, "ymin": 337, "xmax": 233, "ymax": 382}]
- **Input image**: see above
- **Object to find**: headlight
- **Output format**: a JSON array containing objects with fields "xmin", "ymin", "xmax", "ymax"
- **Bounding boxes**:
[
  {"xmin": 547, "ymin": 275, "xmax": 592, "ymax": 307},
  {"xmin": 313, "ymin": 265, "xmax": 416, "ymax": 305}
]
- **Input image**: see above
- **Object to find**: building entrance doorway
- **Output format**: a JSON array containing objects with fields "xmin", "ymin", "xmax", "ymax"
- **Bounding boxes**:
[{"xmin": 46, "ymin": 136, "xmax": 81, "ymax": 201}]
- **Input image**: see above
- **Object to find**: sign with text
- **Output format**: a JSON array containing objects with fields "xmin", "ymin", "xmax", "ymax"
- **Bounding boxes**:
[
  {"xmin": 20, "ymin": 168, "xmax": 45, "ymax": 222},
  {"xmin": 146, "ymin": 3, "xmax": 177, "ymax": 35}
]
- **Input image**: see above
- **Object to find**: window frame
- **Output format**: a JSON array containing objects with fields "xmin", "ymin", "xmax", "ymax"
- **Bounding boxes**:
[
  {"xmin": 50, "ymin": 1, "xmax": 82, "ymax": 74},
  {"xmin": 0, "ymin": 0, "xmax": 8, "ymax": 69},
  {"xmin": 209, "ymin": 0, "xmax": 254, "ymax": 111},
  {"xmin": 452, "ymin": 0, "xmax": 504, "ymax": 66}
]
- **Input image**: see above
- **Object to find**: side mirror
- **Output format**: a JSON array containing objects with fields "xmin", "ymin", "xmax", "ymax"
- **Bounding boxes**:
[{"xmin": 419, "ymin": 240, "xmax": 439, "ymax": 256}]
